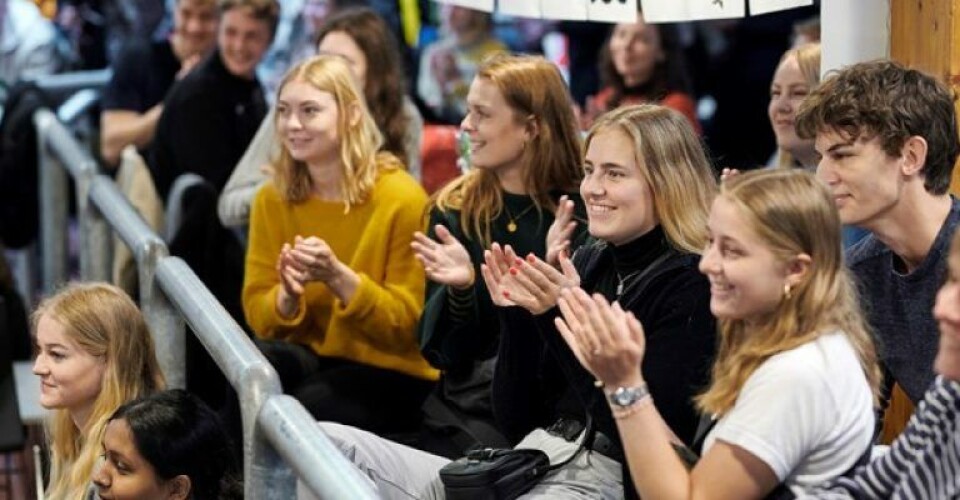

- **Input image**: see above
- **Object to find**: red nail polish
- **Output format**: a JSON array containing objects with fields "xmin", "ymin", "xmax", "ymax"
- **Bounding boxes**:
[
  {"xmin": 515, "ymin": 258, "xmax": 524, "ymax": 266},
  {"xmin": 509, "ymin": 268, "xmax": 518, "ymax": 275},
  {"xmin": 503, "ymin": 291, "xmax": 510, "ymax": 298}
]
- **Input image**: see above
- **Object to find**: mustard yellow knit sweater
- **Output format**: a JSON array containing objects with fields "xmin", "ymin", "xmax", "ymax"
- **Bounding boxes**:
[{"xmin": 243, "ymin": 169, "xmax": 439, "ymax": 381}]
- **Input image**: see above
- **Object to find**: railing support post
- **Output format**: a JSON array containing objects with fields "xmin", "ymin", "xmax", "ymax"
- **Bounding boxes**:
[
  {"xmin": 36, "ymin": 111, "xmax": 69, "ymax": 293},
  {"xmin": 137, "ymin": 241, "xmax": 185, "ymax": 388}
]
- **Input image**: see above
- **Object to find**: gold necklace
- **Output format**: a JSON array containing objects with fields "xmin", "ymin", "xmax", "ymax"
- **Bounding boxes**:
[{"xmin": 503, "ymin": 203, "xmax": 536, "ymax": 233}]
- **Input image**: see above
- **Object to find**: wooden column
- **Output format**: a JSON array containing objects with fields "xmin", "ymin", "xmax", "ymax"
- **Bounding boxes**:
[
  {"xmin": 891, "ymin": 0, "xmax": 960, "ymax": 193},
  {"xmin": 883, "ymin": 0, "xmax": 960, "ymax": 442}
]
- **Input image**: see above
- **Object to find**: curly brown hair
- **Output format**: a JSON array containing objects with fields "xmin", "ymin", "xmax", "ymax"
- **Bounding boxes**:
[{"xmin": 796, "ymin": 59, "xmax": 960, "ymax": 195}]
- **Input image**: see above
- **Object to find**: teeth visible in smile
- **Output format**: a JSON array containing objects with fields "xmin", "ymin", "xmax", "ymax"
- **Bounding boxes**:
[
  {"xmin": 588, "ymin": 204, "xmax": 613, "ymax": 213},
  {"xmin": 710, "ymin": 282, "xmax": 732, "ymax": 293}
]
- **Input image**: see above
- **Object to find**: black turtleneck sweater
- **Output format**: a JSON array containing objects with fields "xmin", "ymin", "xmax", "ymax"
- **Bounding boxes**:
[
  {"xmin": 493, "ymin": 226, "xmax": 717, "ymax": 499},
  {"xmin": 150, "ymin": 49, "xmax": 267, "ymax": 199}
]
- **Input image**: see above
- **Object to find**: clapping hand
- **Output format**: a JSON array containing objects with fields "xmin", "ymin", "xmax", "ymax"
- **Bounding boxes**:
[
  {"xmin": 480, "ymin": 243, "xmax": 580, "ymax": 315},
  {"xmin": 546, "ymin": 195, "xmax": 578, "ymax": 267},
  {"xmin": 554, "ymin": 288, "xmax": 647, "ymax": 389},
  {"xmin": 412, "ymin": 225, "xmax": 475, "ymax": 290}
]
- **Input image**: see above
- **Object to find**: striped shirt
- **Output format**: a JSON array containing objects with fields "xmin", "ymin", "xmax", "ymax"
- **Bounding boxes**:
[{"xmin": 803, "ymin": 377, "xmax": 960, "ymax": 499}]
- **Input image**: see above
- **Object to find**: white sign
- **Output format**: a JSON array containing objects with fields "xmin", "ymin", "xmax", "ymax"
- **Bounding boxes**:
[
  {"xmin": 640, "ymin": 0, "xmax": 745, "ymax": 23},
  {"xmin": 586, "ymin": 0, "xmax": 638, "ymax": 24},
  {"xmin": 434, "ymin": 0, "xmax": 495, "ymax": 13},
  {"xmin": 541, "ymin": 0, "xmax": 588, "ymax": 20},
  {"xmin": 749, "ymin": 0, "xmax": 812, "ymax": 16},
  {"xmin": 497, "ymin": 0, "xmax": 540, "ymax": 18}
]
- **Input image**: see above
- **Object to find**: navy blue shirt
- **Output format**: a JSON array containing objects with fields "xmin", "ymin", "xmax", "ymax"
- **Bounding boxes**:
[{"xmin": 847, "ymin": 197, "xmax": 960, "ymax": 403}]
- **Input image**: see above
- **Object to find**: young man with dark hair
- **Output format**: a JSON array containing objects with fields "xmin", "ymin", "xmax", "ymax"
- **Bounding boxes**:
[
  {"xmin": 796, "ymin": 59, "xmax": 960, "ymax": 405},
  {"xmin": 150, "ymin": 0, "xmax": 279, "ymax": 200}
]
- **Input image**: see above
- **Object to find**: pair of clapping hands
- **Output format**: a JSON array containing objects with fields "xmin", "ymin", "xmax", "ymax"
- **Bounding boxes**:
[
  {"xmin": 410, "ymin": 195, "xmax": 648, "ymax": 389},
  {"xmin": 275, "ymin": 235, "xmax": 354, "ymax": 318}
]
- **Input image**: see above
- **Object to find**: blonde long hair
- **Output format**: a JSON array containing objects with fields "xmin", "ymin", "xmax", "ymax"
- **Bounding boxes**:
[
  {"xmin": 696, "ymin": 170, "xmax": 881, "ymax": 415},
  {"xmin": 433, "ymin": 54, "xmax": 582, "ymax": 245},
  {"xmin": 585, "ymin": 104, "xmax": 716, "ymax": 253},
  {"xmin": 37, "ymin": 283, "xmax": 165, "ymax": 500},
  {"xmin": 273, "ymin": 55, "xmax": 403, "ymax": 211},
  {"xmin": 776, "ymin": 43, "xmax": 821, "ymax": 169}
]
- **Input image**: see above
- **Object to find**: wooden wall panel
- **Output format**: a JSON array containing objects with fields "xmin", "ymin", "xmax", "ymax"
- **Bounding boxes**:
[
  {"xmin": 891, "ymin": 0, "xmax": 960, "ymax": 194},
  {"xmin": 884, "ymin": 0, "xmax": 959, "ymax": 441}
]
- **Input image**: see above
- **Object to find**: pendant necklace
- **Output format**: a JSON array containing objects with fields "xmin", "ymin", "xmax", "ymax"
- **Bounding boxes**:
[
  {"xmin": 503, "ymin": 203, "xmax": 536, "ymax": 233},
  {"xmin": 616, "ymin": 268, "xmax": 645, "ymax": 297}
]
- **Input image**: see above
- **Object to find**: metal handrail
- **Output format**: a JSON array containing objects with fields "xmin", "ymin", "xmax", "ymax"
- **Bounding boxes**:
[{"xmin": 34, "ymin": 103, "xmax": 376, "ymax": 499}]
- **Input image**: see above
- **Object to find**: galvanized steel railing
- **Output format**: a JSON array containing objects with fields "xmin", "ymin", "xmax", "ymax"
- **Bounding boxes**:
[{"xmin": 34, "ymin": 100, "xmax": 376, "ymax": 499}]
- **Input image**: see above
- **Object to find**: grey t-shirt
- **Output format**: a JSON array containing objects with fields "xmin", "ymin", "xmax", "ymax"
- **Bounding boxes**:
[{"xmin": 846, "ymin": 197, "xmax": 960, "ymax": 403}]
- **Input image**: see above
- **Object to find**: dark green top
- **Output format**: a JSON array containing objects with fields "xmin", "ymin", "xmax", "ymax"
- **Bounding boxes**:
[{"xmin": 418, "ymin": 190, "xmax": 587, "ymax": 417}]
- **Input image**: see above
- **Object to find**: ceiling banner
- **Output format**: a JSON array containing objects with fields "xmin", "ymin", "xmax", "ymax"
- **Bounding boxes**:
[
  {"xmin": 640, "ymin": 0, "xmax": 745, "ymax": 23},
  {"xmin": 749, "ymin": 0, "xmax": 813, "ymax": 16},
  {"xmin": 540, "ymin": 0, "xmax": 589, "ymax": 21},
  {"xmin": 586, "ymin": 0, "xmax": 639, "ymax": 24},
  {"xmin": 497, "ymin": 0, "xmax": 539, "ymax": 18}
]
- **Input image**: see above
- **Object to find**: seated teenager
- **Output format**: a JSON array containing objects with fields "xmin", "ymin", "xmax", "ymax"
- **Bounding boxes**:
[
  {"xmin": 93, "ymin": 389, "xmax": 242, "ymax": 500},
  {"xmin": 300, "ymin": 104, "xmax": 716, "ymax": 499},
  {"xmin": 242, "ymin": 55, "xmax": 436, "ymax": 434},
  {"xmin": 411, "ymin": 53, "xmax": 587, "ymax": 457},
  {"xmin": 32, "ymin": 283, "xmax": 166, "ymax": 500},
  {"xmin": 480, "ymin": 103, "xmax": 719, "ymax": 498},
  {"xmin": 557, "ymin": 169, "xmax": 882, "ymax": 498},
  {"xmin": 218, "ymin": 7, "xmax": 424, "ymax": 228}
]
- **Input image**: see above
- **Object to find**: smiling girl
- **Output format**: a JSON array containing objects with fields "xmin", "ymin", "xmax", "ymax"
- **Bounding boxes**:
[
  {"xmin": 481, "ymin": 103, "xmax": 718, "ymax": 498},
  {"xmin": 32, "ymin": 283, "xmax": 165, "ymax": 500},
  {"xmin": 242, "ymin": 55, "xmax": 435, "ymax": 434},
  {"xmin": 557, "ymin": 169, "xmax": 881, "ymax": 498},
  {"xmin": 410, "ymin": 53, "xmax": 586, "ymax": 456},
  {"xmin": 768, "ymin": 43, "xmax": 820, "ymax": 170},
  {"xmin": 584, "ymin": 10, "xmax": 698, "ymax": 132}
]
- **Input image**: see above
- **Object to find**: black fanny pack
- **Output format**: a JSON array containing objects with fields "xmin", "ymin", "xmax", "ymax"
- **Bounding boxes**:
[
  {"xmin": 439, "ymin": 415, "xmax": 593, "ymax": 500},
  {"xmin": 439, "ymin": 447, "xmax": 551, "ymax": 500}
]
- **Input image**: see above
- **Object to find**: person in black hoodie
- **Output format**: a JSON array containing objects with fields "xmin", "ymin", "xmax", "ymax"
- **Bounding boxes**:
[{"xmin": 300, "ymin": 104, "xmax": 717, "ymax": 499}]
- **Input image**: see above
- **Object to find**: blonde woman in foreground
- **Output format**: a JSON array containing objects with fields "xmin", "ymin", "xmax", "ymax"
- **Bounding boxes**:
[{"xmin": 33, "ymin": 282, "xmax": 164, "ymax": 500}]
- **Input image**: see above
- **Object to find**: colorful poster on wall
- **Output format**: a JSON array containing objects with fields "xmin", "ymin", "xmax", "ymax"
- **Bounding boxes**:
[
  {"xmin": 640, "ymin": 0, "xmax": 745, "ymax": 23},
  {"xmin": 434, "ymin": 0, "xmax": 494, "ymax": 12},
  {"xmin": 749, "ymin": 0, "xmax": 812, "ymax": 16},
  {"xmin": 498, "ymin": 0, "xmax": 540, "ymax": 18},
  {"xmin": 586, "ymin": 0, "xmax": 638, "ymax": 23},
  {"xmin": 541, "ymin": 0, "xmax": 588, "ymax": 20}
]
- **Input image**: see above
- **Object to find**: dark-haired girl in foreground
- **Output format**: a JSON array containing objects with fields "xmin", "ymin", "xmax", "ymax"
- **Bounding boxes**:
[{"xmin": 93, "ymin": 390, "xmax": 241, "ymax": 500}]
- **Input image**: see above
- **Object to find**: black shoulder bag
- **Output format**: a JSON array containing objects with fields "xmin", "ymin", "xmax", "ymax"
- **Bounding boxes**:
[{"xmin": 438, "ymin": 415, "xmax": 592, "ymax": 500}]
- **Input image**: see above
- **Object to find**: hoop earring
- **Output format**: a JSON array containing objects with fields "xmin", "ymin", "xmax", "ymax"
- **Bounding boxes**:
[{"xmin": 783, "ymin": 283, "xmax": 793, "ymax": 300}]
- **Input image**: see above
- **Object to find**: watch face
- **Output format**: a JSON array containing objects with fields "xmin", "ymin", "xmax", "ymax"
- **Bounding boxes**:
[
  {"xmin": 613, "ymin": 388, "xmax": 635, "ymax": 406},
  {"xmin": 610, "ymin": 385, "xmax": 647, "ymax": 407}
]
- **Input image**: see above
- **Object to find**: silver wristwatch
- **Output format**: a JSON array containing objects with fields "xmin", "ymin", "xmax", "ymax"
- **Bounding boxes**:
[{"xmin": 608, "ymin": 383, "xmax": 650, "ymax": 408}]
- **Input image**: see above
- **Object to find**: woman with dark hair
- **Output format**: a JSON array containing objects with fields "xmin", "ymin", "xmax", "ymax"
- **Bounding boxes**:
[
  {"xmin": 218, "ymin": 7, "xmax": 423, "ymax": 228},
  {"xmin": 583, "ymin": 10, "xmax": 698, "ymax": 133},
  {"xmin": 93, "ymin": 390, "xmax": 242, "ymax": 500}
]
